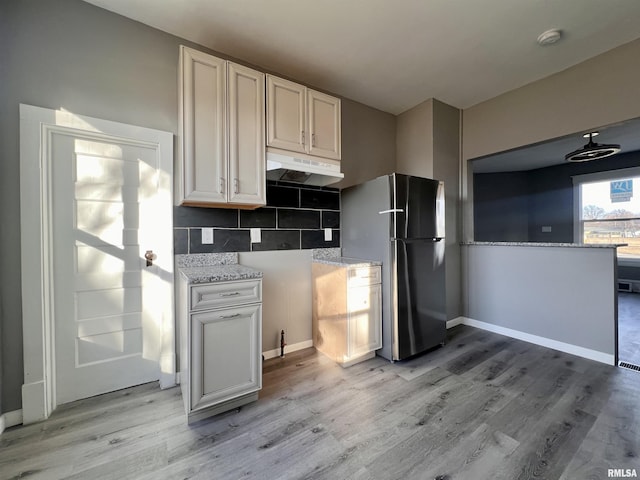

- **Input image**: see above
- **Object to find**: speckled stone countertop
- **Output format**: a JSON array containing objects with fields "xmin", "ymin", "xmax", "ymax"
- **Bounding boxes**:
[
  {"xmin": 312, "ymin": 247, "xmax": 341, "ymax": 261},
  {"xmin": 176, "ymin": 253, "xmax": 263, "ymax": 284},
  {"xmin": 179, "ymin": 265, "xmax": 263, "ymax": 284},
  {"xmin": 312, "ymin": 248, "xmax": 381, "ymax": 267},
  {"xmin": 313, "ymin": 256, "xmax": 382, "ymax": 267},
  {"xmin": 462, "ymin": 241, "xmax": 627, "ymax": 249}
]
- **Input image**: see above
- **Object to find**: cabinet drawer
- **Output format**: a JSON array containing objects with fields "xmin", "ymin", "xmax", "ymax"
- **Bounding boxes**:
[
  {"xmin": 191, "ymin": 279, "xmax": 262, "ymax": 310},
  {"xmin": 348, "ymin": 266, "xmax": 381, "ymax": 287}
]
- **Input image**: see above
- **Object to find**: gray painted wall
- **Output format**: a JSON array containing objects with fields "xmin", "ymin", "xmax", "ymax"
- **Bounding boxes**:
[
  {"xmin": 336, "ymin": 98, "xmax": 397, "ymax": 189},
  {"xmin": 463, "ymin": 38, "xmax": 640, "ymax": 163},
  {"xmin": 396, "ymin": 99, "xmax": 434, "ymax": 178},
  {"xmin": 238, "ymin": 251, "xmax": 314, "ymax": 353},
  {"xmin": 465, "ymin": 244, "xmax": 616, "ymax": 358},
  {"xmin": 0, "ymin": 0, "xmax": 396, "ymax": 413},
  {"xmin": 432, "ymin": 100, "xmax": 461, "ymax": 319}
]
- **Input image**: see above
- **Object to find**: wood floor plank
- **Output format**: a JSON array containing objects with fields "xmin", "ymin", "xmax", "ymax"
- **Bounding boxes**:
[
  {"xmin": 558, "ymin": 369, "xmax": 640, "ymax": 479},
  {"xmin": 406, "ymin": 422, "xmax": 520, "ymax": 480},
  {"xmin": 394, "ymin": 326, "xmax": 495, "ymax": 381}
]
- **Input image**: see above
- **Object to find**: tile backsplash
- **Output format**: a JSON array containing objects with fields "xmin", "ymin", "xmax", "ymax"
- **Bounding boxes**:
[{"xmin": 174, "ymin": 181, "xmax": 340, "ymax": 254}]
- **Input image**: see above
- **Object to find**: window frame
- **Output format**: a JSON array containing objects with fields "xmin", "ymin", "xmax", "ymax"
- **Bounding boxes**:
[{"xmin": 572, "ymin": 166, "xmax": 640, "ymax": 267}]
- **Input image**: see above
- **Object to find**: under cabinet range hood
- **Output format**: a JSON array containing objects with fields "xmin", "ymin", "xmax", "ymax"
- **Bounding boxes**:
[{"xmin": 266, "ymin": 152, "xmax": 344, "ymax": 186}]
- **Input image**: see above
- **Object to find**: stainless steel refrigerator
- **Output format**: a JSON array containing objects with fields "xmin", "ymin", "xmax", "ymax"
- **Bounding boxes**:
[{"xmin": 342, "ymin": 173, "xmax": 446, "ymax": 361}]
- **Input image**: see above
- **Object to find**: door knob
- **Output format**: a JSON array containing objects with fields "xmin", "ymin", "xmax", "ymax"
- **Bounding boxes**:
[{"xmin": 144, "ymin": 250, "xmax": 156, "ymax": 267}]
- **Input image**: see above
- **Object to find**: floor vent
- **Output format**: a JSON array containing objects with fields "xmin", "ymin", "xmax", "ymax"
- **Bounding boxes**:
[
  {"xmin": 618, "ymin": 280, "xmax": 633, "ymax": 292},
  {"xmin": 619, "ymin": 361, "xmax": 640, "ymax": 372}
]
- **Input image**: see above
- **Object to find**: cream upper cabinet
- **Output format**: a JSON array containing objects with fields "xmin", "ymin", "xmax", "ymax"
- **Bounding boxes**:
[
  {"xmin": 227, "ymin": 62, "xmax": 266, "ymax": 205},
  {"xmin": 179, "ymin": 47, "xmax": 227, "ymax": 204},
  {"xmin": 266, "ymin": 74, "xmax": 341, "ymax": 162},
  {"xmin": 266, "ymin": 76, "xmax": 306, "ymax": 154},
  {"xmin": 178, "ymin": 46, "xmax": 265, "ymax": 208},
  {"xmin": 307, "ymin": 89, "xmax": 341, "ymax": 160}
]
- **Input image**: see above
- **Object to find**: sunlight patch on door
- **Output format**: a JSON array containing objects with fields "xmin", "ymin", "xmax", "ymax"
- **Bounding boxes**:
[
  {"xmin": 75, "ymin": 287, "xmax": 142, "ymax": 320},
  {"xmin": 76, "ymin": 328, "xmax": 143, "ymax": 366}
]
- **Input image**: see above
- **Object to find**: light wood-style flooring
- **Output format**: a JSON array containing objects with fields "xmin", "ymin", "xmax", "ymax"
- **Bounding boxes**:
[{"xmin": 1, "ymin": 325, "xmax": 639, "ymax": 480}]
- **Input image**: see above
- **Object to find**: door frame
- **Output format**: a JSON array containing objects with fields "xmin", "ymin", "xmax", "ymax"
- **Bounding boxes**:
[{"xmin": 19, "ymin": 104, "xmax": 176, "ymax": 424}]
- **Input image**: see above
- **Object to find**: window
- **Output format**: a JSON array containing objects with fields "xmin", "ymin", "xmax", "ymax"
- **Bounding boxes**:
[{"xmin": 575, "ymin": 168, "xmax": 640, "ymax": 261}]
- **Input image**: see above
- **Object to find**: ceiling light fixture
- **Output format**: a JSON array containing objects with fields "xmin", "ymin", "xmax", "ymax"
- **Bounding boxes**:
[
  {"xmin": 565, "ymin": 132, "xmax": 621, "ymax": 162},
  {"xmin": 537, "ymin": 29, "xmax": 562, "ymax": 46}
]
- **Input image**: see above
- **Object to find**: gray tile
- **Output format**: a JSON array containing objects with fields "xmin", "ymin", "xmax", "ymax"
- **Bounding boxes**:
[
  {"xmin": 174, "ymin": 206, "xmax": 238, "ymax": 228},
  {"xmin": 189, "ymin": 228, "xmax": 250, "ymax": 253},
  {"xmin": 252, "ymin": 230, "xmax": 300, "ymax": 251}
]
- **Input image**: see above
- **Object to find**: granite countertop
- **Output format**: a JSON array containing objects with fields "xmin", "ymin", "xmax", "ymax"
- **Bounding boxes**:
[
  {"xmin": 313, "ymin": 256, "xmax": 382, "ymax": 267},
  {"xmin": 175, "ymin": 252, "xmax": 263, "ymax": 284},
  {"xmin": 463, "ymin": 241, "xmax": 627, "ymax": 249},
  {"xmin": 179, "ymin": 264, "xmax": 263, "ymax": 284}
]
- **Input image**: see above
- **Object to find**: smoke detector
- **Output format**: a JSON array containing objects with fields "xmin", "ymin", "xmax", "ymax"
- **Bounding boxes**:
[
  {"xmin": 537, "ymin": 29, "xmax": 562, "ymax": 46},
  {"xmin": 565, "ymin": 132, "xmax": 621, "ymax": 162}
]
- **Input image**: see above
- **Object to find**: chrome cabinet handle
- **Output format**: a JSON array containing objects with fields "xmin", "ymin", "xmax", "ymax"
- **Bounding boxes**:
[
  {"xmin": 219, "ymin": 292, "xmax": 241, "ymax": 297},
  {"xmin": 378, "ymin": 209, "xmax": 404, "ymax": 215},
  {"xmin": 234, "ymin": 178, "xmax": 239, "ymax": 194},
  {"xmin": 220, "ymin": 313, "xmax": 240, "ymax": 319},
  {"xmin": 312, "ymin": 133, "xmax": 316, "ymax": 147},
  {"xmin": 301, "ymin": 130, "xmax": 305, "ymax": 145},
  {"xmin": 220, "ymin": 177, "xmax": 225, "ymax": 194}
]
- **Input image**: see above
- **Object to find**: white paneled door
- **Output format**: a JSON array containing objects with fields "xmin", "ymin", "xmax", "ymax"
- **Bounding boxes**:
[{"xmin": 49, "ymin": 128, "xmax": 170, "ymax": 405}]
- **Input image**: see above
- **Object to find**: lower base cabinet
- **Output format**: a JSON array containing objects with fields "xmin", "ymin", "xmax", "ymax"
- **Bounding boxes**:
[
  {"xmin": 178, "ymin": 277, "xmax": 262, "ymax": 423},
  {"xmin": 312, "ymin": 261, "xmax": 382, "ymax": 367}
]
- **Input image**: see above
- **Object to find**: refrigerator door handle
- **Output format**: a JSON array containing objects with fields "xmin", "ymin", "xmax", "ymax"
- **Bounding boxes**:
[
  {"xmin": 392, "ymin": 237, "xmax": 444, "ymax": 242},
  {"xmin": 378, "ymin": 208, "xmax": 404, "ymax": 215}
]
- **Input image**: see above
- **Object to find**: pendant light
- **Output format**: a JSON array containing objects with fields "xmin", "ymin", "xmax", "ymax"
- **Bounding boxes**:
[{"xmin": 565, "ymin": 132, "xmax": 621, "ymax": 162}]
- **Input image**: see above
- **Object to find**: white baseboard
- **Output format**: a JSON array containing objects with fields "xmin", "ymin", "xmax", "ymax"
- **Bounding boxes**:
[
  {"xmin": 0, "ymin": 409, "xmax": 23, "ymax": 434},
  {"xmin": 459, "ymin": 316, "xmax": 615, "ymax": 365},
  {"xmin": 263, "ymin": 340, "xmax": 314, "ymax": 360},
  {"xmin": 446, "ymin": 316, "xmax": 465, "ymax": 329}
]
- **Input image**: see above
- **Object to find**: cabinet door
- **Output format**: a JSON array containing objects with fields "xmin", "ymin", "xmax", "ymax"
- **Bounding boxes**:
[
  {"xmin": 307, "ymin": 89, "xmax": 341, "ymax": 161},
  {"xmin": 347, "ymin": 284, "xmax": 382, "ymax": 359},
  {"xmin": 179, "ymin": 46, "xmax": 227, "ymax": 204},
  {"xmin": 191, "ymin": 304, "xmax": 262, "ymax": 411},
  {"xmin": 266, "ymin": 75, "xmax": 307, "ymax": 154},
  {"xmin": 228, "ymin": 63, "xmax": 266, "ymax": 206}
]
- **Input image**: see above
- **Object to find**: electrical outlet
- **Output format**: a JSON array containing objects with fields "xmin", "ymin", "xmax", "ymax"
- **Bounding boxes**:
[
  {"xmin": 250, "ymin": 228, "xmax": 261, "ymax": 243},
  {"xmin": 541, "ymin": 226, "xmax": 552, "ymax": 233},
  {"xmin": 201, "ymin": 228, "xmax": 214, "ymax": 244},
  {"xmin": 324, "ymin": 228, "xmax": 332, "ymax": 241}
]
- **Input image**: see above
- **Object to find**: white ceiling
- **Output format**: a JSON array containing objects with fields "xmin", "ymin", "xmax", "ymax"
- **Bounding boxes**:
[{"xmin": 83, "ymin": 0, "xmax": 640, "ymax": 115}]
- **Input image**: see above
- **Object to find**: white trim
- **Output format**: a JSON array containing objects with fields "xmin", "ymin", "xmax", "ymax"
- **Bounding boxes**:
[
  {"xmin": 571, "ymin": 166, "xmax": 640, "ymax": 185},
  {"xmin": 573, "ymin": 167, "xmax": 640, "ymax": 247},
  {"xmin": 446, "ymin": 317, "xmax": 465, "ymax": 329},
  {"xmin": 458, "ymin": 317, "xmax": 615, "ymax": 365},
  {"xmin": 20, "ymin": 104, "xmax": 175, "ymax": 423},
  {"xmin": 618, "ymin": 257, "xmax": 640, "ymax": 267},
  {"xmin": 262, "ymin": 340, "xmax": 314, "ymax": 360},
  {"xmin": 0, "ymin": 410, "xmax": 24, "ymax": 434}
]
